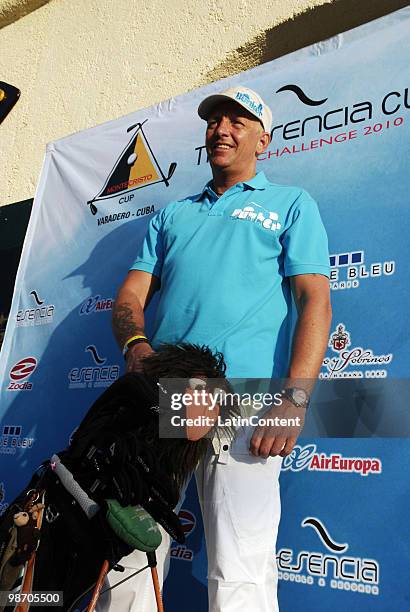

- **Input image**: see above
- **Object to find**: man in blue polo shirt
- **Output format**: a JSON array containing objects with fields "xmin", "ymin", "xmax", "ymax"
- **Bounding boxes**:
[{"xmin": 111, "ymin": 86, "xmax": 332, "ymax": 611}]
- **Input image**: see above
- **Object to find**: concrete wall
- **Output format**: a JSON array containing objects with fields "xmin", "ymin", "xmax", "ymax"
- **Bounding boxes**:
[{"xmin": 0, "ymin": 0, "xmax": 407, "ymax": 206}]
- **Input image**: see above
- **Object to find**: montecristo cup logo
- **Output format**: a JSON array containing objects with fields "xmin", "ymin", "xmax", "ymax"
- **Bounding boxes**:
[{"xmin": 87, "ymin": 119, "xmax": 177, "ymax": 216}]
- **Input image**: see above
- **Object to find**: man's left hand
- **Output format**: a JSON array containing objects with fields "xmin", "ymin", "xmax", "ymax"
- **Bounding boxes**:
[{"xmin": 249, "ymin": 398, "xmax": 305, "ymax": 458}]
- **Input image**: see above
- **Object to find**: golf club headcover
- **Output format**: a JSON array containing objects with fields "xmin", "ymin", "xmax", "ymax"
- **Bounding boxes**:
[
  {"xmin": 54, "ymin": 344, "xmax": 232, "ymax": 543},
  {"xmin": 105, "ymin": 500, "xmax": 162, "ymax": 552},
  {"xmin": 56, "ymin": 372, "xmax": 185, "ymax": 541}
]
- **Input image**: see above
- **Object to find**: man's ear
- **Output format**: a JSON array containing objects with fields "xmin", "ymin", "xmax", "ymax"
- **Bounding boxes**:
[{"xmin": 256, "ymin": 131, "xmax": 271, "ymax": 155}]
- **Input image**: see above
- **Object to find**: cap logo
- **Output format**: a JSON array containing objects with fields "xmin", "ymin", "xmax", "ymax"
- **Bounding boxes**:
[{"xmin": 235, "ymin": 92, "xmax": 263, "ymax": 117}]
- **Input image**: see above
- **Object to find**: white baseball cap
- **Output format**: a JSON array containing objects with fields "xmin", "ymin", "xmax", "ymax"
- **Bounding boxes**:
[{"xmin": 198, "ymin": 86, "xmax": 272, "ymax": 133}]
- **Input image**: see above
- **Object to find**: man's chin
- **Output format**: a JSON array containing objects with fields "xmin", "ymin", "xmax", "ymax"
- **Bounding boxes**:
[{"xmin": 209, "ymin": 155, "xmax": 234, "ymax": 170}]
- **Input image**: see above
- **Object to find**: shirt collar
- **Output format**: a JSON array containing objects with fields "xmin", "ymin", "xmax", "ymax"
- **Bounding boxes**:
[
  {"xmin": 242, "ymin": 171, "xmax": 268, "ymax": 191},
  {"xmin": 191, "ymin": 171, "xmax": 268, "ymax": 202}
]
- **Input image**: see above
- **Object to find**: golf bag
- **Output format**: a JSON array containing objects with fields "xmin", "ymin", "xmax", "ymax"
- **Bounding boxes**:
[{"xmin": 0, "ymin": 344, "xmax": 233, "ymax": 610}]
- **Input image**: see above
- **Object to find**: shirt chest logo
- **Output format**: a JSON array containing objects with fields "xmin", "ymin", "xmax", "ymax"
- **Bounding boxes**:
[{"xmin": 230, "ymin": 203, "xmax": 281, "ymax": 231}]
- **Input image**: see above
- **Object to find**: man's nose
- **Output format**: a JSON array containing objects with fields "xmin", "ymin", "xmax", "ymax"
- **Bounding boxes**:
[{"xmin": 215, "ymin": 116, "xmax": 230, "ymax": 136}]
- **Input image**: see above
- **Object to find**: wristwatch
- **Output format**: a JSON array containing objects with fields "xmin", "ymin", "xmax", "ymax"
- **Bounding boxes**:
[{"xmin": 281, "ymin": 387, "xmax": 310, "ymax": 409}]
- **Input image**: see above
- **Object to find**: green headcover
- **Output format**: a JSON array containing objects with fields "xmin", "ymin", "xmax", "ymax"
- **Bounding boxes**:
[{"xmin": 106, "ymin": 499, "xmax": 162, "ymax": 552}]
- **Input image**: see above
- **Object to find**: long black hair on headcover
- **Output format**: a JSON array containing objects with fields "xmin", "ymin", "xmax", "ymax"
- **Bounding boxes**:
[{"xmin": 141, "ymin": 343, "xmax": 231, "ymax": 492}]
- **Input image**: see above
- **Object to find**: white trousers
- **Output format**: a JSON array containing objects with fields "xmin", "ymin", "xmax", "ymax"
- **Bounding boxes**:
[
  {"xmin": 196, "ymin": 443, "xmax": 282, "ymax": 612},
  {"xmin": 98, "ymin": 439, "xmax": 282, "ymax": 612}
]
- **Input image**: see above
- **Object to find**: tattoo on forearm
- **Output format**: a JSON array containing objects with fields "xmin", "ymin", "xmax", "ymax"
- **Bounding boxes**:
[{"xmin": 112, "ymin": 303, "xmax": 144, "ymax": 347}]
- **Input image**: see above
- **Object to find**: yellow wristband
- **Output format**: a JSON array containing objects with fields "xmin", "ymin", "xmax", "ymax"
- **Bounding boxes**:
[{"xmin": 122, "ymin": 334, "xmax": 148, "ymax": 355}]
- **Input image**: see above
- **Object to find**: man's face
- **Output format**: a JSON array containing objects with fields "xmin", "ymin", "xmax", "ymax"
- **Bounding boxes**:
[{"xmin": 205, "ymin": 100, "xmax": 270, "ymax": 173}]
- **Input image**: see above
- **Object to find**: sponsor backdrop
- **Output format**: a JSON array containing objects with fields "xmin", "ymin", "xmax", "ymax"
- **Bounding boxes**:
[{"xmin": 1, "ymin": 8, "xmax": 409, "ymax": 611}]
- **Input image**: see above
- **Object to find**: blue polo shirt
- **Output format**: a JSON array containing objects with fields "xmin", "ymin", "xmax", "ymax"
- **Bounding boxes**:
[{"xmin": 130, "ymin": 172, "xmax": 329, "ymax": 377}]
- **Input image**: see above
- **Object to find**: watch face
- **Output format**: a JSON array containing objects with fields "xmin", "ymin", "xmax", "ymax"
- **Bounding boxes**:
[{"xmin": 292, "ymin": 389, "xmax": 308, "ymax": 405}]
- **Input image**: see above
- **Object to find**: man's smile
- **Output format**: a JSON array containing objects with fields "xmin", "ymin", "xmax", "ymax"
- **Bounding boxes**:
[{"xmin": 212, "ymin": 142, "xmax": 234, "ymax": 150}]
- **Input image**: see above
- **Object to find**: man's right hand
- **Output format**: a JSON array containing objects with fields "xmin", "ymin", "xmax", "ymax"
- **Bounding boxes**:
[{"xmin": 125, "ymin": 342, "xmax": 155, "ymax": 372}]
